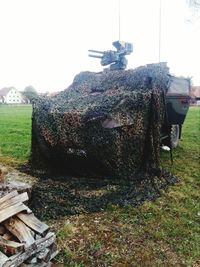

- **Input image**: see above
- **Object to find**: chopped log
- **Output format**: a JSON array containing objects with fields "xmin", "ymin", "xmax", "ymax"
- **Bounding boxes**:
[
  {"xmin": 20, "ymin": 262, "xmax": 52, "ymax": 267},
  {"xmin": 24, "ymin": 256, "xmax": 37, "ymax": 264},
  {"xmin": 0, "ymin": 236, "xmax": 24, "ymax": 255},
  {"xmin": 2, "ymin": 232, "xmax": 15, "ymax": 241},
  {"xmin": 35, "ymin": 232, "xmax": 55, "ymax": 249},
  {"xmin": 16, "ymin": 213, "xmax": 49, "ymax": 236},
  {"xmin": 0, "ymin": 251, "xmax": 8, "ymax": 265},
  {"xmin": 2, "ymin": 232, "xmax": 56, "ymax": 267},
  {"xmin": 0, "ymin": 191, "xmax": 18, "ymax": 206},
  {"xmin": 0, "ymin": 191, "xmax": 57, "ymax": 267},
  {"xmin": 0, "ymin": 182, "xmax": 32, "ymax": 199},
  {"xmin": 0, "ymin": 203, "xmax": 28, "ymax": 224},
  {"xmin": 49, "ymin": 249, "xmax": 59, "ymax": 261},
  {"xmin": 49, "ymin": 243, "xmax": 57, "ymax": 255},
  {"xmin": 37, "ymin": 248, "xmax": 51, "ymax": 263},
  {"xmin": 0, "ymin": 192, "xmax": 29, "ymax": 210},
  {"xmin": 48, "ymin": 243, "xmax": 59, "ymax": 260},
  {"xmin": 4, "ymin": 217, "xmax": 35, "ymax": 247}
]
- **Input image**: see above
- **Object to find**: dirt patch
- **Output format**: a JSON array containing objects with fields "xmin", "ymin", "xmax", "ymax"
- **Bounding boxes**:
[{"xmin": 0, "ymin": 163, "xmax": 38, "ymax": 198}]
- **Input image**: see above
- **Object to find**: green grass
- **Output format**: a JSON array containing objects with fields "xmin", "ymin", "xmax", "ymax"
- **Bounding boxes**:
[
  {"xmin": 0, "ymin": 104, "xmax": 32, "ymax": 165},
  {"xmin": 54, "ymin": 107, "xmax": 200, "ymax": 267},
  {"xmin": 0, "ymin": 105, "xmax": 199, "ymax": 266}
]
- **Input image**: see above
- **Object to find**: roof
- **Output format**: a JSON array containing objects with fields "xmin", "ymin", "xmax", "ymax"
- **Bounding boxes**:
[
  {"xmin": 38, "ymin": 92, "xmax": 61, "ymax": 97},
  {"xmin": 191, "ymin": 86, "xmax": 200, "ymax": 98},
  {"xmin": 48, "ymin": 91, "xmax": 60, "ymax": 97},
  {"xmin": 0, "ymin": 87, "xmax": 15, "ymax": 97}
]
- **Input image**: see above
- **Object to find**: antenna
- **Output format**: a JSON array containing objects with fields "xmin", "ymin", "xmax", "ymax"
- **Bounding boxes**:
[
  {"xmin": 158, "ymin": 0, "xmax": 162, "ymax": 62},
  {"xmin": 118, "ymin": 0, "xmax": 121, "ymax": 40}
]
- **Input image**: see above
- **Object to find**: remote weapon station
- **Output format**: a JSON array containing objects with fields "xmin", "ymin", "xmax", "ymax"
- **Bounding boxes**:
[{"xmin": 88, "ymin": 40, "xmax": 133, "ymax": 70}]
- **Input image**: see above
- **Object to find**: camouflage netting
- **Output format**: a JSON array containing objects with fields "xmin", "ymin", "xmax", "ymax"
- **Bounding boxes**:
[{"xmin": 31, "ymin": 63, "xmax": 170, "ymax": 179}]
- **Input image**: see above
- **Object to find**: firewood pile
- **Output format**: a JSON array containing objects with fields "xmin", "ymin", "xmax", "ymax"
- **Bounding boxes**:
[{"xmin": 0, "ymin": 191, "xmax": 58, "ymax": 267}]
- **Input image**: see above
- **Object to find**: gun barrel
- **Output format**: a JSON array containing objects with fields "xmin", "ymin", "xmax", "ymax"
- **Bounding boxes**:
[
  {"xmin": 88, "ymin": 54, "xmax": 103, "ymax": 59},
  {"xmin": 88, "ymin": 49, "xmax": 104, "ymax": 54}
]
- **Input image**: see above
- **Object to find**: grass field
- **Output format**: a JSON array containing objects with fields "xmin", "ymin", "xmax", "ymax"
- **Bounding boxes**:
[
  {"xmin": 0, "ymin": 104, "xmax": 32, "ymax": 165},
  {"xmin": 0, "ymin": 104, "xmax": 199, "ymax": 266}
]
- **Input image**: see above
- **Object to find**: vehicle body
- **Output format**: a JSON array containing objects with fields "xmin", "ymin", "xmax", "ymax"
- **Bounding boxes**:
[
  {"xmin": 161, "ymin": 76, "xmax": 191, "ymax": 147},
  {"xmin": 88, "ymin": 42, "xmax": 191, "ymax": 149}
]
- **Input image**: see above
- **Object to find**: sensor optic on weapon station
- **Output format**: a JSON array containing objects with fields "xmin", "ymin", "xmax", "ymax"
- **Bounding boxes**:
[{"xmin": 88, "ymin": 41, "xmax": 133, "ymax": 71}]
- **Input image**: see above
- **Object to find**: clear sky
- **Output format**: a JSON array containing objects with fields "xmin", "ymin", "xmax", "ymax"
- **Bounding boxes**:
[{"xmin": 0, "ymin": 0, "xmax": 199, "ymax": 93}]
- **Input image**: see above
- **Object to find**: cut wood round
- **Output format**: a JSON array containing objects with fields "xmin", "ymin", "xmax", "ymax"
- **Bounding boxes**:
[{"xmin": 0, "ymin": 181, "xmax": 32, "ymax": 199}]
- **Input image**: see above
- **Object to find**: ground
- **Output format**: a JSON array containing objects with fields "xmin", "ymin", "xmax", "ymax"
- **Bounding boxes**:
[{"xmin": 0, "ymin": 104, "xmax": 199, "ymax": 267}]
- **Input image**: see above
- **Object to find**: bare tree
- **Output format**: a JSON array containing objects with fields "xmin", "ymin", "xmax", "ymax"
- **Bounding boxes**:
[
  {"xmin": 23, "ymin": 86, "xmax": 38, "ymax": 102},
  {"xmin": 188, "ymin": 0, "xmax": 200, "ymax": 8},
  {"xmin": 186, "ymin": 0, "xmax": 200, "ymax": 23}
]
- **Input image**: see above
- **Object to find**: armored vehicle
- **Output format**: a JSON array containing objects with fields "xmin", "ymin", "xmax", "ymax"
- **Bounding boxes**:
[
  {"xmin": 31, "ymin": 42, "xmax": 190, "ymax": 179},
  {"xmin": 89, "ymin": 41, "xmax": 191, "ymax": 149}
]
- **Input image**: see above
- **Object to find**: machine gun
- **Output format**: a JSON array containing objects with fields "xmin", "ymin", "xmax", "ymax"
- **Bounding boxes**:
[{"xmin": 88, "ymin": 40, "xmax": 133, "ymax": 70}]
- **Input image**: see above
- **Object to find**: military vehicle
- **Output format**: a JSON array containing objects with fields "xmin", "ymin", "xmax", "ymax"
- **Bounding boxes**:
[
  {"xmin": 31, "ymin": 41, "xmax": 190, "ymax": 179},
  {"xmin": 89, "ymin": 41, "xmax": 191, "ymax": 148}
]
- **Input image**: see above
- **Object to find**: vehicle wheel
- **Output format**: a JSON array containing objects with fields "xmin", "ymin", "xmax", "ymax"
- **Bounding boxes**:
[{"xmin": 170, "ymin": 125, "xmax": 180, "ymax": 148}]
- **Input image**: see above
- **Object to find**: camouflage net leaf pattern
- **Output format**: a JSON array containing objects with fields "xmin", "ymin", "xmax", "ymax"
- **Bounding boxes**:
[{"xmin": 31, "ymin": 63, "xmax": 170, "ymax": 180}]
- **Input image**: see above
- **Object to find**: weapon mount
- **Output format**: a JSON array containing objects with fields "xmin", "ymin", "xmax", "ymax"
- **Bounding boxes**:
[{"xmin": 88, "ymin": 40, "xmax": 133, "ymax": 71}]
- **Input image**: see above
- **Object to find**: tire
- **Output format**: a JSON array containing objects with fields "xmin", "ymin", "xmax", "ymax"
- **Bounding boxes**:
[{"xmin": 170, "ymin": 124, "xmax": 180, "ymax": 148}]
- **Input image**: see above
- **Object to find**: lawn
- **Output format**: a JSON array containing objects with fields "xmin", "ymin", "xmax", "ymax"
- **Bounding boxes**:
[
  {"xmin": 0, "ymin": 104, "xmax": 32, "ymax": 165},
  {"xmin": 0, "ymin": 105, "xmax": 199, "ymax": 266}
]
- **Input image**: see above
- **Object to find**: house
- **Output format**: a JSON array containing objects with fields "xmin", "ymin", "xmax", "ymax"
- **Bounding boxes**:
[
  {"xmin": 191, "ymin": 86, "xmax": 200, "ymax": 101},
  {"xmin": 0, "ymin": 95, "xmax": 4, "ymax": 103},
  {"xmin": 0, "ymin": 87, "xmax": 27, "ymax": 104}
]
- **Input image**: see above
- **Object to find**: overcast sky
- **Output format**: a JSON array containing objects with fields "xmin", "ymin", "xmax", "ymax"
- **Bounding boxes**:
[{"xmin": 0, "ymin": 0, "xmax": 199, "ymax": 92}]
